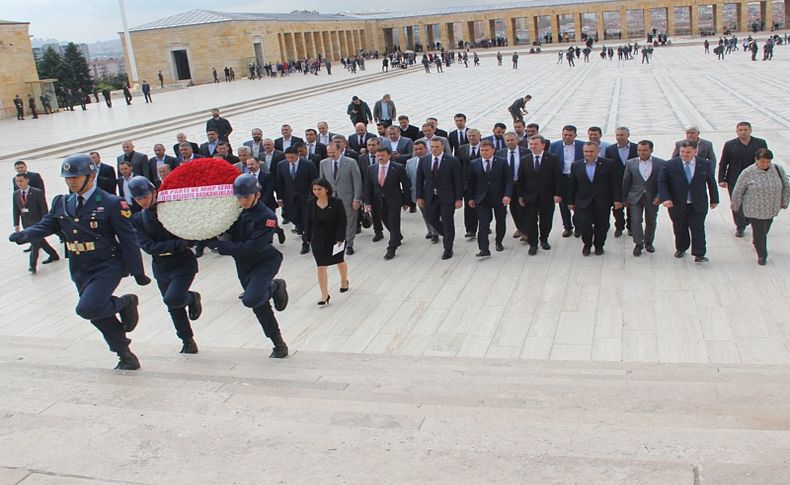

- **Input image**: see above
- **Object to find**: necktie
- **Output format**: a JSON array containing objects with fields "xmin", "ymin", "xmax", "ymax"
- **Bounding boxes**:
[
  {"xmin": 333, "ymin": 160, "xmax": 339, "ymax": 178},
  {"xmin": 309, "ymin": 143, "xmax": 314, "ymax": 156},
  {"xmin": 379, "ymin": 165, "xmax": 386, "ymax": 187},
  {"xmin": 498, "ymin": 139, "xmax": 503, "ymax": 150},
  {"xmin": 290, "ymin": 163, "xmax": 296, "ymax": 178},
  {"xmin": 432, "ymin": 157, "xmax": 439, "ymax": 178},
  {"xmin": 684, "ymin": 161, "xmax": 693, "ymax": 183},
  {"xmin": 370, "ymin": 156, "xmax": 376, "ymax": 166},
  {"xmin": 77, "ymin": 195, "xmax": 84, "ymax": 213},
  {"xmin": 485, "ymin": 160, "xmax": 491, "ymax": 173},
  {"xmin": 534, "ymin": 155, "xmax": 540, "ymax": 171},
  {"xmin": 359, "ymin": 135, "xmax": 363, "ymax": 147},
  {"xmin": 20, "ymin": 191, "xmax": 27, "ymax": 206},
  {"xmin": 471, "ymin": 147, "xmax": 477, "ymax": 159},
  {"xmin": 509, "ymin": 151, "xmax": 516, "ymax": 172}
]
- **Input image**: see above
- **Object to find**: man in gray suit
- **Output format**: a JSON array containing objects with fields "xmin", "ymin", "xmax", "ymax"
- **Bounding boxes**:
[
  {"xmin": 116, "ymin": 140, "xmax": 156, "ymax": 183},
  {"xmin": 320, "ymin": 143, "xmax": 363, "ymax": 255},
  {"xmin": 622, "ymin": 140, "xmax": 665, "ymax": 256},
  {"xmin": 671, "ymin": 127, "xmax": 716, "ymax": 169},
  {"xmin": 243, "ymin": 128, "xmax": 266, "ymax": 161},
  {"xmin": 373, "ymin": 94, "xmax": 397, "ymax": 126},
  {"xmin": 382, "ymin": 125, "xmax": 413, "ymax": 163},
  {"xmin": 416, "ymin": 123, "xmax": 451, "ymax": 155},
  {"xmin": 13, "ymin": 173, "xmax": 59, "ymax": 273}
]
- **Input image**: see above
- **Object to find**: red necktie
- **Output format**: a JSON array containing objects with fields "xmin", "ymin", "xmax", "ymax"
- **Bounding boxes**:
[{"xmin": 379, "ymin": 165, "xmax": 386, "ymax": 187}]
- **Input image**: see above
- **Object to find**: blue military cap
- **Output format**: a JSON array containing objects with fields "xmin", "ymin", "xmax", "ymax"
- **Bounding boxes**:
[
  {"xmin": 233, "ymin": 173, "xmax": 260, "ymax": 197},
  {"xmin": 128, "ymin": 176, "xmax": 156, "ymax": 199},
  {"xmin": 60, "ymin": 154, "xmax": 96, "ymax": 177}
]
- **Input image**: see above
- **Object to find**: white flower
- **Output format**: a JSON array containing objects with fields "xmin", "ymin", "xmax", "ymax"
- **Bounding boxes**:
[{"xmin": 158, "ymin": 197, "xmax": 241, "ymax": 240}]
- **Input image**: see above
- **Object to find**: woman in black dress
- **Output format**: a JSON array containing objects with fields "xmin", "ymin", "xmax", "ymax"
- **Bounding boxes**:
[{"xmin": 303, "ymin": 178, "xmax": 349, "ymax": 305}]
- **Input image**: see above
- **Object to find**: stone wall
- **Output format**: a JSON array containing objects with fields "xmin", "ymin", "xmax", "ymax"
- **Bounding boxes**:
[{"xmin": 0, "ymin": 22, "xmax": 39, "ymax": 119}]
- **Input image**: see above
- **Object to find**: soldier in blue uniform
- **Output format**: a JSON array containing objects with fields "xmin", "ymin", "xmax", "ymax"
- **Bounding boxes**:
[
  {"xmin": 128, "ymin": 176, "xmax": 202, "ymax": 354},
  {"xmin": 205, "ymin": 174, "xmax": 290, "ymax": 358},
  {"xmin": 8, "ymin": 154, "xmax": 151, "ymax": 370}
]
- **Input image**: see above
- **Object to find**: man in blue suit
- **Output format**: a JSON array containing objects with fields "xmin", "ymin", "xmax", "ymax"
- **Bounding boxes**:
[
  {"xmin": 549, "ymin": 125, "xmax": 585, "ymax": 237},
  {"xmin": 416, "ymin": 138, "xmax": 463, "ymax": 260},
  {"xmin": 467, "ymin": 140, "xmax": 512, "ymax": 256},
  {"xmin": 276, "ymin": 147, "xmax": 317, "ymax": 254},
  {"xmin": 658, "ymin": 140, "xmax": 719, "ymax": 263},
  {"xmin": 604, "ymin": 127, "xmax": 639, "ymax": 237}
]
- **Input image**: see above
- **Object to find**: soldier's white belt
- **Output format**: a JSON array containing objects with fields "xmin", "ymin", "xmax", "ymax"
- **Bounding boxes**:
[{"xmin": 66, "ymin": 242, "xmax": 96, "ymax": 253}]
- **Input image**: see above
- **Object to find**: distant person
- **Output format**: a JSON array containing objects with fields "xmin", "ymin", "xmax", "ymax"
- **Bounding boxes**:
[
  {"xmin": 122, "ymin": 84, "xmax": 132, "ymax": 105},
  {"xmin": 158, "ymin": 70, "xmax": 164, "ymax": 88},
  {"xmin": 141, "ymin": 80, "xmax": 152, "ymax": 103}
]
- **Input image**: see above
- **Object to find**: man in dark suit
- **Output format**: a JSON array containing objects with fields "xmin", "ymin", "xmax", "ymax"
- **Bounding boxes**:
[
  {"xmin": 508, "ymin": 94, "xmax": 532, "ymax": 123},
  {"xmin": 468, "ymin": 140, "xmax": 512, "ymax": 256},
  {"xmin": 372, "ymin": 94, "xmax": 396, "ymax": 127},
  {"xmin": 348, "ymin": 122, "xmax": 376, "ymax": 152},
  {"xmin": 382, "ymin": 125, "xmax": 414, "ymax": 163},
  {"xmin": 176, "ymin": 142, "xmax": 198, "ymax": 164},
  {"xmin": 447, "ymin": 113, "xmax": 469, "ymax": 155},
  {"xmin": 568, "ymin": 142, "xmax": 623, "ymax": 256},
  {"xmin": 416, "ymin": 138, "xmax": 463, "ymax": 259},
  {"xmin": 364, "ymin": 147, "xmax": 411, "ymax": 259},
  {"xmin": 13, "ymin": 173, "xmax": 59, "ymax": 272},
  {"xmin": 149, "ymin": 144, "xmax": 178, "ymax": 185},
  {"xmin": 498, "ymin": 132, "xmax": 529, "ymax": 241},
  {"xmin": 622, "ymin": 140, "xmax": 665, "ymax": 256},
  {"xmin": 518, "ymin": 135, "xmax": 563, "ymax": 255},
  {"xmin": 117, "ymin": 141, "xmax": 156, "ymax": 183},
  {"xmin": 274, "ymin": 124, "xmax": 304, "ymax": 152},
  {"xmin": 89, "ymin": 152, "xmax": 118, "ymax": 194},
  {"xmin": 425, "ymin": 117, "xmax": 448, "ymax": 138},
  {"xmin": 316, "ymin": 121, "xmax": 338, "ymax": 146},
  {"xmin": 243, "ymin": 128, "xmax": 267, "ymax": 161},
  {"xmin": 456, "ymin": 129, "xmax": 482, "ymax": 238},
  {"xmin": 206, "ymin": 108, "xmax": 232, "ymax": 142},
  {"xmin": 12, "ymin": 161, "xmax": 45, "ymax": 196},
  {"xmin": 483, "ymin": 123, "xmax": 507, "ymax": 151},
  {"xmin": 303, "ymin": 129, "xmax": 328, "ymax": 161},
  {"xmin": 215, "ymin": 141, "xmax": 240, "ymax": 165},
  {"xmin": 549, "ymin": 125, "xmax": 585, "ymax": 237},
  {"xmin": 116, "ymin": 161, "xmax": 143, "ymax": 214},
  {"xmin": 199, "ymin": 129, "xmax": 220, "ymax": 157},
  {"xmin": 173, "ymin": 133, "xmax": 199, "ymax": 158},
  {"xmin": 671, "ymin": 127, "xmax": 716, "ymax": 168},
  {"xmin": 241, "ymin": 150, "xmax": 285, "ymax": 245},
  {"xmin": 397, "ymin": 115, "xmax": 420, "ymax": 141},
  {"xmin": 604, "ymin": 127, "xmax": 639, "ymax": 237},
  {"xmin": 525, "ymin": 123, "xmax": 551, "ymax": 152},
  {"xmin": 718, "ymin": 121, "xmax": 768, "ymax": 237},
  {"xmin": 658, "ymin": 140, "xmax": 719, "ymax": 263},
  {"xmin": 358, "ymin": 137, "xmax": 386, "ymax": 240},
  {"xmin": 276, "ymin": 147, "xmax": 317, "ymax": 253}
]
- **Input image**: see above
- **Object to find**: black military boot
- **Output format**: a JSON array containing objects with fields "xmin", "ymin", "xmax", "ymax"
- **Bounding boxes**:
[
  {"xmin": 188, "ymin": 291, "xmax": 202, "ymax": 320},
  {"xmin": 271, "ymin": 279, "xmax": 288, "ymax": 311},
  {"xmin": 115, "ymin": 349, "xmax": 140, "ymax": 370},
  {"xmin": 118, "ymin": 294, "xmax": 139, "ymax": 332},
  {"xmin": 180, "ymin": 338, "xmax": 199, "ymax": 354},
  {"xmin": 269, "ymin": 334, "xmax": 288, "ymax": 359}
]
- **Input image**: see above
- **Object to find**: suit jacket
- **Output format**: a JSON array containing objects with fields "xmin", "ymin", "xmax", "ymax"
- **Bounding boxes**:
[
  {"xmin": 604, "ymin": 142, "xmax": 639, "ymax": 169},
  {"xmin": 622, "ymin": 156, "xmax": 666, "ymax": 205},
  {"xmin": 373, "ymin": 99, "xmax": 397, "ymax": 122},
  {"xmin": 246, "ymin": 169, "xmax": 276, "ymax": 210},
  {"xmin": 320, "ymin": 156, "xmax": 362, "ymax": 204},
  {"xmin": 497, "ymin": 147, "xmax": 529, "ymax": 183},
  {"xmin": 448, "ymin": 129, "xmax": 469, "ymax": 155},
  {"xmin": 172, "ymin": 141, "xmax": 199, "ymax": 157},
  {"xmin": 198, "ymin": 142, "xmax": 218, "ymax": 157},
  {"xmin": 671, "ymin": 138, "xmax": 717, "ymax": 164},
  {"xmin": 468, "ymin": 157, "xmax": 513, "ymax": 205},
  {"xmin": 364, "ymin": 162, "xmax": 411, "ymax": 207},
  {"xmin": 149, "ymin": 155, "xmax": 179, "ymax": 181},
  {"xmin": 399, "ymin": 124, "xmax": 420, "ymax": 141},
  {"xmin": 305, "ymin": 141, "xmax": 328, "ymax": 161},
  {"xmin": 276, "ymin": 158, "xmax": 317, "ymax": 203},
  {"xmin": 417, "ymin": 135, "xmax": 452, "ymax": 155},
  {"xmin": 11, "ymin": 171, "xmax": 45, "ymax": 196},
  {"xmin": 96, "ymin": 163, "xmax": 117, "ymax": 194},
  {"xmin": 549, "ymin": 140, "xmax": 585, "ymax": 172},
  {"xmin": 568, "ymin": 158, "xmax": 623, "ymax": 209},
  {"xmin": 316, "ymin": 132, "xmax": 338, "ymax": 146},
  {"xmin": 457, "ymin": 144, "xmax": 482, "ymax": 191},
  {"xmin": 718, "ymin": 136, "xmax": 768, "ymax": 186},
  {"xmin": 116, "ymin": 177, "xmax": 143, "ymax": 213},
  {"xmin": 274, "ymin": 136, "xmax": 304, "ymax": 152},
  {"xmin": 13, "ymin": 186, "xmax": 48, "ymax": 228},
  {"xmin": 658, "ymin": 156, "xmax": 719, "ymax": 213},
  {"xmin": 517, "ymin": 152, "xmax": 563, "ymax": 204},
  {"xmin": 482, "ymin": 135, "xmax": 507, "ymax": 151},
  {"xmin": 415, "ymin": 153, "xmax": 463, "ymax": 203},
  {"xmin": 243, "ymin": 139, "xmax": 267, "ymax": 161},
  {"xmin": 348, "ymin": 132, "xmax": 376, "ymax": 152},
  {"xmin": 381, "ymin": 137, "xmax": 414, "ymax": 163},
  {"xmin": 117, "ymin": 151, "xmax": 156, "ymax": 182}
]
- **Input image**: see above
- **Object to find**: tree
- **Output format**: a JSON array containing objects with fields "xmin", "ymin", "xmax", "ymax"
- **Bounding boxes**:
[
  {"xmin": 37, "ymin": 46, "xmax": 64, "ymax": 80},
  {"xmin": 61, "ymin": 42, "xmax": 94, "ymax": 93}
]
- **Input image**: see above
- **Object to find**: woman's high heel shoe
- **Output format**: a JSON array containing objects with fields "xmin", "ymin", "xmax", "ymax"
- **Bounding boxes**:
[
  {"xmin": 318, "ymin": 295, "xmax": 331, "ymax": 305},
  {"xmin": 340, "ymin": 281, "xmax": 350, "ymax": 293}
]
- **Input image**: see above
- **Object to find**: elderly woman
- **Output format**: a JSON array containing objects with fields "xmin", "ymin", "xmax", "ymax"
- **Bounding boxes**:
[{"xmin": 730, "ymin": 148, "xmax": 789, "ymax": 265}]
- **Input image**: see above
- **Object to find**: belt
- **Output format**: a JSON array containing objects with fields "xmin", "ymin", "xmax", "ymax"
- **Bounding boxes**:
[{"xmin": 66, "ymin": 241, "xmax": 96, "ymax": 254}]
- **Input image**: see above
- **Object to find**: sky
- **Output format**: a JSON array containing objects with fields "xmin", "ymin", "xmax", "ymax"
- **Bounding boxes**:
[{"xmin": 7, "ymin": 0, "xmax": 502, "ymax": 43}]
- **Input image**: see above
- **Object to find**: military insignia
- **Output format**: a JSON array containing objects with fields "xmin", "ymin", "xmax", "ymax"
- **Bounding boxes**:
[
  {"xmin": 265, "ymin": 219, "xmax": 277, "ymax": 228},
  {"xmin": 120, "ymin": 201, "xmax": 132, "ymax": 218},
  {"xmin": 90, "ymin": 221, "xmax": 98, "ymax": 229},
  {"xmin": 63, "ymin": 162, "xmax": 70, "ymax": 171},
  {"xmin": 120, "ymin": 201, "xmax": 130, "ymax": 209}
]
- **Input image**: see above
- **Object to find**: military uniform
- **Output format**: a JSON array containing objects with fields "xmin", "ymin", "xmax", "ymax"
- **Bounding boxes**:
[{"xmin": 133, "ymin": 199, "xmax": 201, "ymax": 352}]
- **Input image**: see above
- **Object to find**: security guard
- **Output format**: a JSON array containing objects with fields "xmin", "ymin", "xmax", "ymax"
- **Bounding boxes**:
[
  {"xmin": 129, "ymin": 176, "xmax": 202, "ymax": 354},
  {"xmin": 205, "ymin": 174, "xmax": 289, "ymax": 358},
  {"xmin": 8, "ymin": 154, "xmax": 151, "ymax": 370}
]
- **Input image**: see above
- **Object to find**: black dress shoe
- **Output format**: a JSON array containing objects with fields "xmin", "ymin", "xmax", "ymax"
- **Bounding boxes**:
[
  {"xmin": 281, "ymin": 218, "xmax": 290, "ymax": 225},
  {"xmin": 465, "ymin": 232, "xmax": 476, "ymax": 238},
  {"xmin": 194, "ymin": 248, "xmax": 204, "ymax": 258},
  {"xmin": 238, "ymin": 292, "xmax": 244, "ymax": 299},
  {"xmin": 42, "ymin": 255, "xmax": 60, "ymax": 264},
  {"xmin": 562, "ymin": 229, "xmax": 572, "ymax": 238},
  {"xmin": 475, "ymin": 250, "xmax": 491, "ymax": 257},
  {"xmin": 495, "ymin": 242, "xmax": 504, "ymax": 252},
  {"xmin": 277, "ymin": 229, "xmax": 286, "ymax": 244},
  {"xmin": 441, "ymin": 250, "xmax": 453, "ymax": 260},
  {"xmin": 356, "ymin": 227, "xmax": 362, "ymax": 234},
  {"xmin": 188, "ymin": 292, "xmax": 202, "ymax": 320},
  {"xmin": 409, "ymin": 207, "xmax": 416, "ymax": 213},
  {"xmin": 540, "ymin": 240, "xmax": 551, "ymax": 250},
  {"xmin": 431, "ymin": 235, "xmax": 439, "ymax": 244},
  {"xmin": 115, "ymin": 349, "xmax": 140, "ymax": 370},
  {"xmin": 119, "ymin": 294, "xmax": 139, "ymax": 332},
  {"xmin": 28, "ymin": 265, "xmax": 36, "ymax": 274},
  {"xmin": 269, "ymin": 344, "xmax": 289, "ymax": 358},
  {"xmin": 735, "ymin": 228, "xmax": 745, "ymax": 238},
  {"xmin": 372, "ymin": 232, "xmax": 384, "ymax": 242},
  {"xmin": 633, "ymin": 245, "xmax": 642, "ymax": 257},
  {"xmin": 574, "ymin": 229, "xmax": 581, "ymax": 238},
  {"xmin": 425, "ymin": 233, "xmax": 432, "ymax": 239},
  {"xmin": 645, "ymin": 244, "xmax": 655, "ymax": 253},
  {"xmin": 346, "ymin": 246, "xmax": 354, "ymax": 255},
  {"xmin": 384, "ymin": 249, "xmax": 396, "ymax": 260},
  {"xmin": 180, "ymin": 338, "xmax": 199, "ymax": 354},
  {"xmin": 674, "ymin": 250, "xmax": 685, "ymax": 258},
  {"xmin": 595, "ymin": 247, "xmax": 604, "ymax": 255},
  {"xmin": 694, "ymin": 256, "xmax": 709, "ymax": 263},
  {"xmin": 528, "ymin": 246, "xmax": 538, "ymax": 255},
  {"xmin": 271, "ymin": 278, "xmax": 289, "ymax": 311},
  {"xmin": 299, "ymin": 244, "xmax": 310, "ymax": 255},
  {"xmin": 23, "ymin": 247, "xmax": 32, "ymax": 253},
  {"xmin": 582, "ymin": 245, "xmax": 591, "ymax": 256},
  {"xmin": 614, "ymin": 228, "xmax": 623, "ymax": 238},
  {"xmin": 290, "ymin": 228, "xmax": 300, "ymax": 234},
  {"xmin": 758, "ymin": 257, "xmax": 767, "ymax": 266}
]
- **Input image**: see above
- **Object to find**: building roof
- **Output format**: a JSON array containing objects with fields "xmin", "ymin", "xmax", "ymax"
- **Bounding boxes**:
[
  {"xmin": 130, "ymin": 9, "xmax": 353, "ymax": 31},
  {"xmin": 349, "ymin": 0, "xmax": 617, "ymax": 20},
  {"xmin": 0, "ymin": 19, "xmax": 29, "ymax": 25}
]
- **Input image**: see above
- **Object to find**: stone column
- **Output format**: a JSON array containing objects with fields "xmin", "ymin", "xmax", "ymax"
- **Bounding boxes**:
[
  {"xmin": 332, "ymin": 31, "xmax": 342, "ymax": 58},
  {"xmin": 487, "ymin": 19, "xmax": 497, "ymax": 40},
  {"xmin": 425, "ymin": 24, "xmax": 435, "ymax": 48},
  {"xmin": 786, "ymin": 0, "xmax": 790, "ymax": 27},
  {"xmin": 619, "ymin": 7, "xmax": 628, "ymax": 37},
  {"xmin": 574, "ymin": 13, "xmax": 583, "ymax": 41},
  {"xmin": 405, "ymin": 25, "xmax": 414, "ymax": 49},
  {"xmin": 666, "ymin": 7, "xmax": 675, "ymax": 35},
  {"xmin": 316, "ymin": 32, "xmax": 325, "ymax": 58},
  {"xmin": 551, "ymin": 14, "xmax": 560, "ymax": 41},
  {"xmin": 690, "ymin": 4, "xmax": 700, "ymax": 35},
  {"xmin": 466, "ymin": 20, "xmax": 475, "ymax": 41},
  {"xmin": 439, "ymin": 22, "xmax": 450, "ymax": 47},
  {"xmin": 506, "ymin": 17, "xmax": 516, "ymax": 45},
  {"xmin": 596, "ymin": 10, "xmax": 606, "ymax": 39},
  {"xmin": 713, "ymin": 3, "xmax": 724, "ymax": 33},
  {"xmin": 762, "ymin": 0, "xmax": 774, "ymax": 30}
]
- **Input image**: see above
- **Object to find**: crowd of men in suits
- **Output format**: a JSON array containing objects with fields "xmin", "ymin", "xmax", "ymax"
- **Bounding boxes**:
[{"xmin": 12, "ymin": 101, "xmax": 774, "ymax": 272}]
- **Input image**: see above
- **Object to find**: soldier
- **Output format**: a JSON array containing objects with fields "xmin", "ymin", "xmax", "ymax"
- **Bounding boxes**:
[
  {"xmin": 129, "ymin": 176, "xmax": 201, "ymax": 354},
  {"xmin": 8, "ymin": 154, "xmax": 151, "ymax": 370},
  {"xmin": 204, "ymin": 174, "xmax": 290, "ymax": 358},
  {"xmin": 13, "ymin": 95, "xmax": 24, "ymax": 120},
  {"xmin": 27, "ymin": 94, "xmax": 38, "ymax": 119}
]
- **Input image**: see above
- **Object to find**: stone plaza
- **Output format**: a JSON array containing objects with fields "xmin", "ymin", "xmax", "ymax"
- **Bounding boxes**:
[{"xmin": 1, "ymin": 40, "xmax": 790, "ymax": 483}]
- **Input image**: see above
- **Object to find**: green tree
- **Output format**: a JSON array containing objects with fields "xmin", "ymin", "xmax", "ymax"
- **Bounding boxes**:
[
  {"xmin": 61, "ymin": 42, "xmax": 94, "ymax": 93},
  {"xmin": 36, "ymin": 46, "xmax": 64, "ymax": 80}
]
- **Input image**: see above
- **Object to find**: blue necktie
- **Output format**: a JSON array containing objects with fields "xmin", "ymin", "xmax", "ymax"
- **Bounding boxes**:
[
  {"xmin": 291, "ymin": 163, "xmax": 296, "ymax": 178},
  {"xmin": 684, "ymin": 162, "xmax": 692, "ymax": 183}
]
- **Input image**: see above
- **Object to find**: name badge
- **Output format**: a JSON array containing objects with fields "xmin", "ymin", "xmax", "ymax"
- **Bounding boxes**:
[{"xmin": 21, "ymin": 208, "xmax": 29, "ymax": 213}]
